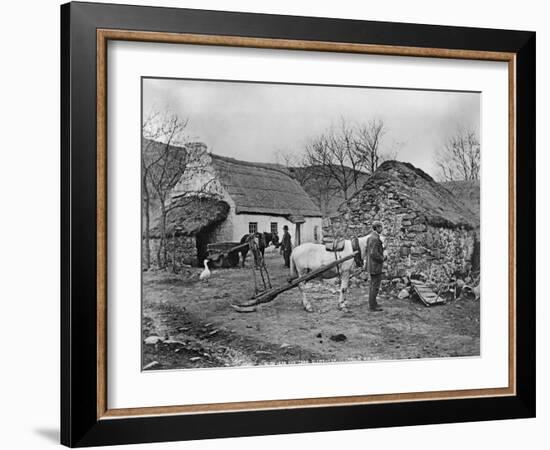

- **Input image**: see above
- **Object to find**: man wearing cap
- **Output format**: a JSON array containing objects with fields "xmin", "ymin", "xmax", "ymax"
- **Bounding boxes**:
[
  {"xmin": 365, "ymin": 221, "xmax": 385, "ymax": 312},
  {"xmin": 280, "ymin": 225, "xmax": 292, "ymax": 268}
]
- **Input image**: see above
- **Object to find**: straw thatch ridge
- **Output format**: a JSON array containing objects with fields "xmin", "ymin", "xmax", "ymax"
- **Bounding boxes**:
[
  {"xmin": 210, "ymin": 154, "xmax": 322, "ymax": 217},
  {"xmin": 340, "ymin": 160, "xmax": 477, "ymax": 229},
  {"xmin": 150, "ymin": 197, "xmax": 230, "ymax": 238}
]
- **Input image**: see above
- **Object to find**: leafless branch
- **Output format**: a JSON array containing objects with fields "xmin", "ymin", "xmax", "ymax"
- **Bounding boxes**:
[{"xmin": 436, "ymin": 127, "xmax": 480, "ymax": 181}]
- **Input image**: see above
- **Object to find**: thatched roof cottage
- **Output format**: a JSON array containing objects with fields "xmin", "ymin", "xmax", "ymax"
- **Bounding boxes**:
[
  {"xmin": 325, "ymin": 160, "xmax": 479, "ymax": 283},
  {"xmin": 204, "ymin": 152, "xmax": 322, "ymax": 242},
  {"xmin": 149, "ymin": 141, "xmax": 322, "ymax": 265}
]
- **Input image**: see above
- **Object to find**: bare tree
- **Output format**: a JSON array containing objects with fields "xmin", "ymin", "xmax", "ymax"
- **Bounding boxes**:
[
  {"xmin": 142, "ymin": 111, "xmax": 172, "ymax": 269},
  {"xmin": 304, "ymin": 121, "xmax": 356, "ymax": 200},
  {"xmin": 282, "ymin": 117, "xmax": 395, "ymax": 214},
  {"xmin": 308, "ymin": 168, "xmax": 341, "ymax": 216},
  {"xmin": 353, "ymin": 118, "xmax": 387, "ymax": 174},
  {"xmin": 338, "ymin": 119, "xmax": 364, "ymax": 190},
  {"xmin": 142, "ymin": 111, "xmax": 189, "ymax": 268},
  {"xmin": 275, "ymin": 148, "xmax": 338, "ymax": 215},
  {"xmin": 142, "ymin": 111, "xmax": 216, "ymax": 269},
  {"xmin": 436, "ymin": 127, "xmax": 480, "ymax": 181},
  {"xmin": 303, "ymin": 118, "xmax": 391, "ymax": 201}
]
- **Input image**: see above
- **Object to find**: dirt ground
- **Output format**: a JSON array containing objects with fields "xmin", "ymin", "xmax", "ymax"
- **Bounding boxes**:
[{"xmin": 142, "ymin": 253, "xmax": 480, "ymax": 371}]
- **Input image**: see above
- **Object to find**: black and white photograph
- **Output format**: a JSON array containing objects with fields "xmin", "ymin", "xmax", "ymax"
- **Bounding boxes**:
[
  {"xmin": 141, "ymin": 77, "xmax": 481, "ymax": 371},
  {"xmin": 0, "ymin": 0, "xmax": 542, "ymax": 447}
]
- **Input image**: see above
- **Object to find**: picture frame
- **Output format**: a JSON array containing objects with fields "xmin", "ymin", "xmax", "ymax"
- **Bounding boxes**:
[{"xmin": 60, "ymin": 1, "xmax": 535, "ymax": 447}]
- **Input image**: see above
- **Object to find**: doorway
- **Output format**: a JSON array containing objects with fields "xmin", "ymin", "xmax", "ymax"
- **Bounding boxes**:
[
  {"xmin": 295, "ymin": 223, "xmax": 301, "ymax": 246},
  {"xmin": 195, "ymin": 225, "xmax": 216, "ymax": 266}
]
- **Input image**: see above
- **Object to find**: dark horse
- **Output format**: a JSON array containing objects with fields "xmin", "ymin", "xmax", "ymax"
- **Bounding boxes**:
[{"xmin": 239, "ymin": 232, "xmax": 280, "ymax": 267}]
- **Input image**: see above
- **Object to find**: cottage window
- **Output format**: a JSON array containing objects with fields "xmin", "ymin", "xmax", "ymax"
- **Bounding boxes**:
[
  {"xmin": 248, "ymin": 222, "xmax": 258, "ymax": 234},
  {"xmin": 270, "ymin": 222, "xmax": 278, "ymax": 235},
  {"xmin": 314, "ymin": 225, "xmax": 319, "ymax": 242}
]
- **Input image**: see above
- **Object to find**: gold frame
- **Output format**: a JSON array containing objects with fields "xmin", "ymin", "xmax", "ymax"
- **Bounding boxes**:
[{"xmin": 96, "ymin": 29, "xmax": 516, "ymax": 420}]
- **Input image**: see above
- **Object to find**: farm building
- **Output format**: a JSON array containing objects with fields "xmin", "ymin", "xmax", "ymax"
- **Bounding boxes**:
[
  {"xmin": 148, "ymin": 141, "xmax": 323, "ymax": 266},
  {"xmin": 324, "ymin": 160, "xmax": 479, "ymax": 284}
]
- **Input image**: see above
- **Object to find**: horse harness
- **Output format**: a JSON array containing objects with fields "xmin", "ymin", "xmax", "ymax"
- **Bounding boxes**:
[
  {"xmin": 331, "ymin": 236, "xmax": 363, "ymax": 283},
  {"xmin": 351, "ymin": 237, "xmax": 363, "ymax": 268}
]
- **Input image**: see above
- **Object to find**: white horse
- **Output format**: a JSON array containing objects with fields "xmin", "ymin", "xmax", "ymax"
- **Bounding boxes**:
[{"xmin": 289, "ymin": 236, "xmax": 369, "ymax": 312}]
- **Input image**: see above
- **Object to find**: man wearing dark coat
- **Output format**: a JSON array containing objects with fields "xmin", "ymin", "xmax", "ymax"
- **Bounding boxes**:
[
  {"xmin": 280, "ymin": 225, "xmax": 292, "ymax": 268},
  {"xmin": 366, "ymin": 221, "xmax": 385, "ymax": 312}
]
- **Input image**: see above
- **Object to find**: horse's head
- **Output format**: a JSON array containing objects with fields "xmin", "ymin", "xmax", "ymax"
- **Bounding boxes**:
[{"xmin": 270, "ymin": 232, "xmax": 280, "ymax": 247}]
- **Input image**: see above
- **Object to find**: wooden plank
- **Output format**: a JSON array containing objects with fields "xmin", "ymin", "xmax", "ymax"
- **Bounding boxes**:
[{"xmin": 410, "ymin": 281, "xmax": 446, "ymax": 306}]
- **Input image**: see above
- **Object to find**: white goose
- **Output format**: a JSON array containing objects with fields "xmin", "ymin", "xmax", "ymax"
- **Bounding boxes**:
[{"xmin": 199, "ymin": 259, "xmax": 211, "ymax": 281}]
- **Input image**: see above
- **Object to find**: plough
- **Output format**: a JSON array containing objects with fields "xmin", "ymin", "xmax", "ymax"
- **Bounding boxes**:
[
  {"xmin": 221, "ymin": 237, "xmax": 448, "ymax": 312},
  {"xmin": 208, "ymin": 235, "xmax": 275, "ymax": 302},
  {"xmin": 230, "ymin": 251, "xmax": 359, "ymax": 313}
]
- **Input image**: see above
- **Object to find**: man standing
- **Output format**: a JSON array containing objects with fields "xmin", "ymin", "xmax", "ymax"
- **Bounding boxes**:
[
  {"xmin": 280, "ymin": 225, "xmax": 292, "ymax": 268},
  {"xmin": 366, "ymin": 221, "xmax": 385, "ymax": 312}
]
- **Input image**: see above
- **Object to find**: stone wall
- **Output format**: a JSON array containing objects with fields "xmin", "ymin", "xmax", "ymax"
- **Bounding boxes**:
[
  {"xmin": 325, "ymin": 194, "xmax": 478, "ymax": 284},
  {"xmin": 145, "ymin": 235, "xmax": 197, "ymax": 269}
]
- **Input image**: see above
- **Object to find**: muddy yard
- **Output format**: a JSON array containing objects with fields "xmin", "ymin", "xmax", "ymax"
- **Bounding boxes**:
[{"xmin": 142, "ymin": 253, "xmax": 480, "ymax": 371}]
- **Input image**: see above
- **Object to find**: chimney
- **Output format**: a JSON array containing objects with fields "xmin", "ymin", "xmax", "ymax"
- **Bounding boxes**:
[{"xmin": 185, "ymin": 141, "xmax": 207, "ymax": 153}]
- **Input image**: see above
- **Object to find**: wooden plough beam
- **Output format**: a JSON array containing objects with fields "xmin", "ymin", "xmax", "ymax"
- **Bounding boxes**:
[{"xmin": 231, "ymin": 251, "xmax": 359, "ymax": 312}]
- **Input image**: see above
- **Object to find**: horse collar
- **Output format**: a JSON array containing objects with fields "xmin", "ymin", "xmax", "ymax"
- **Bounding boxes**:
[{"xmin": 351, "ymin": 236, "xmax": 363, "ymax": 268}]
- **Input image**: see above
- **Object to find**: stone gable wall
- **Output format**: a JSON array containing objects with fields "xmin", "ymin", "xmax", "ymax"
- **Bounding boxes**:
[
  {"xmin": 325, "ymin": 191, "xmax": 478, "ymax": 283},
  {"xmin": 145, "ymin": 235, "xmax": 197, "ymax": 270}
]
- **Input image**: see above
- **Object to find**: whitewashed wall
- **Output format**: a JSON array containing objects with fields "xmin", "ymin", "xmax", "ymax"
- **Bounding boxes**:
[{"xmin": 231, "ymin": 213, "xmax": 322, "ymax": 245}]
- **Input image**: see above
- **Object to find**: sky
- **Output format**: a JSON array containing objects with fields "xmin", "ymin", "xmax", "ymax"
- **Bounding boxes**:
[{"xmin": 143, "ymin": 78, "xmax": 480, "ymax": 179}]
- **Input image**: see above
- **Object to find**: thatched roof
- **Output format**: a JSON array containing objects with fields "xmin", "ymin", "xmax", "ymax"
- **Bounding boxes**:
[
  {"xmin": 440, "ymin": 180, "xmax": 480, "ymax": 224},
  {"xmin": 210, "ymin": 154, "xmax": 321, "ymax": 217},
  {"xmin": 339, "ymin": 160, "xmax": 477, "ymax": 229},
  {"xmin": 150, "ymin": 197, "xmax": 230, "ymax": 238}
]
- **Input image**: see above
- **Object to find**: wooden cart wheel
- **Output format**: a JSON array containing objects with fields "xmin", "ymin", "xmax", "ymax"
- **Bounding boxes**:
[{"xmin": 226, "ymin": 252, "xmax": 240, "ymax": 267}]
